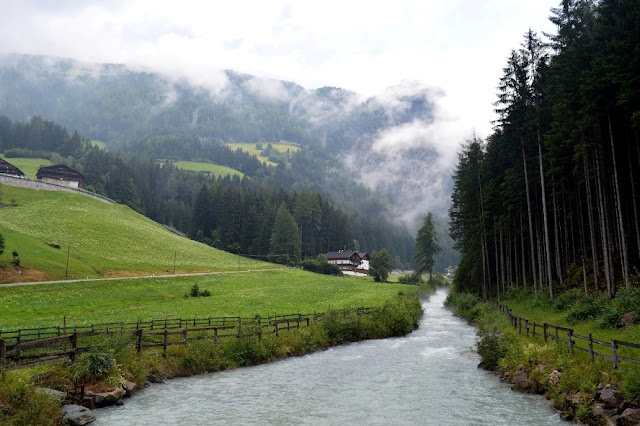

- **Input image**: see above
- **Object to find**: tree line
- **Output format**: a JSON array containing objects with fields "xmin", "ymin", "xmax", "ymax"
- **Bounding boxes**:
[
  {"xmin": 450, "ymin": 0, "xmax": 640, "ymax": 299},
  {"xmin": 0, "ymin": 115, "xmax": 416, "ymax": 266}
]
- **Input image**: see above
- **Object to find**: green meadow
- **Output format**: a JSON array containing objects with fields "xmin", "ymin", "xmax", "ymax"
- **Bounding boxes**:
[
  {"xmin": 0, "ymin": 155, "xmax": 51, "ymax": 179},
  {"xmin": 174, "ymin": 160, "xmax": 244, "ymax": 178},
  {"xmin": 90, "ymin": 140, "xmax": 107, "ymax": 150},
  {"xmin": 226, "ymin": 141, "xmax": 300, "ymax": 166},
  {"xmin": 0, "ymin": 270, "xmax": 416, "ymax": 329},
  {"xmin": 0, "ymin": 185, "xmax": 271, "ymax": 282}
]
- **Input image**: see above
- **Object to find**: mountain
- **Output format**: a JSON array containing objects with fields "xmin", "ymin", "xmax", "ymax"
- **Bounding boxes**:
[{"xmin": 0, "ymin": 53, "xmax": 458, "ymax": 268}]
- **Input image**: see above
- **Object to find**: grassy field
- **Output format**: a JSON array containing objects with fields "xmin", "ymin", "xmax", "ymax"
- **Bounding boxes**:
[
  {"xmin": 0, "ymin": 185, "xmax": 271, "ymax": 282},
  {"xmin": 0, "ymin": 270, "xmax": 417, "ymax": 329},
  {"xmin": 226, "ymin": 141, "xmax": 300, "ymax": 166},
  {"xmin": 90, "ymin": 140, "xmax": 107, "ymax": 150},
  {"xmin": 174, "ymin": 161, "xmax": 244, "ymax": 178},
  {"xmin": 0, "ymin": 155, "xmax": 51, "ymax": 179}
]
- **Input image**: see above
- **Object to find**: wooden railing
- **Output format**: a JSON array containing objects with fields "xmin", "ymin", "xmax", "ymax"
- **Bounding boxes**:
[
  {"xmin": 496, "ymin": 303, "xmax": 640, "ymax": 369},
  {"xmin": 0, "ymin": 307, "xmax": 372, "ymax": 371}
]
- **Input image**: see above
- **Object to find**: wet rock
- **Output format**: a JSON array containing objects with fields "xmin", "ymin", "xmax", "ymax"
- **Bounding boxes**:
[
  {"xmin": 120, "ymin": 379, "xmax": 137, "ymax": 396},
  {"xmin": 148, "ymin": 373, "xmax": 165, "ymax": 384},
  {"xmin": 61, "ymin": 405, "xmax": 96, "ymax": 426},
  {"xmin": 618, "ymin": 408, "xmax": 640, "ymax": 426},
  {"xmin": 511, "ymin": 366, "xmax": 533, "ymax": 392},
  {"xmin": 92, "ymin": 388, "xmax": 125, "ymax": 408},
  {"xmin": 598, "ymin": 387, "xmax": 621, "ymax": 409},
  {"xmin": 460, "ymin": 349, "xmax": 477, "ymax": 357}
]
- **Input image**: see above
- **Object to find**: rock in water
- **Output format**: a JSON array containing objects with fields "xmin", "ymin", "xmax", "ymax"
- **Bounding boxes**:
[{"xmin": 61, "ymin": 405, "xmax": 96, "ymax": 426}]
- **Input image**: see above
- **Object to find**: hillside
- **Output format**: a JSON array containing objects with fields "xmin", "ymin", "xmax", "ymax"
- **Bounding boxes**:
[
  {"xmin": 0, "ymin": 54, "xmax": 460, "ymax": 269},
  {"xmin": 0, "ymin": 185, "xmax": 271, "ymax": 282}
]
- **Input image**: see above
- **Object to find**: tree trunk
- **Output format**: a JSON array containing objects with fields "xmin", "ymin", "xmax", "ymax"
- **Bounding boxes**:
[
  {"xmin": 538, "ymin": 141, "xmax": 554, "ymax": 299},
  {"xmin": 577, "ymin": 183, "xmax": 589, "ymax": 296},
  {"xmin": 608, "ymin": 114, "xmax": 629, "ymax": 288},
  {"xmin": 628, "ymin": 137, "xmax": 640, "ymax": 262},
  {"xmin": 520, "ymin": 212, "xmax": 527, "ymax": 288},
  {"xmin": 522, "ymin": 140, "xmax": 538, "ymax": 297},
  {"xmin": 595, "ymin": 145, "xmax": 613, "ymax": 298},
  {"xmin": 583, "ymin": 146, "xmax": 599, "ymax": 290},
  {"xmin": 552, "ymin": 182, "xmax": 564, "ymax": 287}
]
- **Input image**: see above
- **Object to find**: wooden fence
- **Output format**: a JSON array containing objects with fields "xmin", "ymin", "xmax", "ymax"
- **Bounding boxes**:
[
  {"xmin": 0, "ymin": 307, "xmax": 372, "ymax": 371},
  {"xmin": 496, "ymin": 303, "xmax": 640, "ymax": 369}
]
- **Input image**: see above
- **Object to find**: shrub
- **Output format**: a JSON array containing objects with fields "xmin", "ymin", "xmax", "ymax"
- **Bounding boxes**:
[
  {"xmin": 397, "ymin": 273, "xmax": 423, "ymax": 285},
  {"xmin": 477, "ymin": 332, "xmax": 508, "ymax": 370},
  {"xmin": 615, "ymin": 287, "xmax": 640, "ymax": 313},
  {"xmin": 190, "ymin": 283, "xmax": 200, "ymax": 298}
]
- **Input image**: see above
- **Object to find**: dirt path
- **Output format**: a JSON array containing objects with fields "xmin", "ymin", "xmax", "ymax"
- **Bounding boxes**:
[{"xmin": 0, "ymin": 268, "xmax": 283, "ymax": 288}]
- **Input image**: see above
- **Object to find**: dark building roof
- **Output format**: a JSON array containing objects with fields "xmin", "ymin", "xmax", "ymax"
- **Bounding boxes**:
[
  {"xmin": 326, "ymin": 250, "xmax": 362, "ymax": 261},
  {"xmin": 0, "ymin": 158, "xmax": 25, "ymax": 177},
  {"xmin": 37, "ymin": 165, "xmax": 85, "ymax": 182},
  {"xmin": 357, "ymin": 252, "xmax": 370, "ymax": 261}
]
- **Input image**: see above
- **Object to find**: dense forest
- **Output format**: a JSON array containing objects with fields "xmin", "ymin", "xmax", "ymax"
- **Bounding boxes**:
[
  {"xmin": 450, "ymin": 0, "xmax": 640, "ymax": 299},
  {"xmin": 0, "ymin": 115, "xmax": 417, "ymax": 265},
  {"xmin": 0, "ymin": 54, "xmax": 459, "ymax": 270}
]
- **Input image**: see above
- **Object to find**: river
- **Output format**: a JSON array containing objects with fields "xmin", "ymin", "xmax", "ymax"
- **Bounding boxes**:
[{"xmin": 95, "ymin": 289, "xmax": 565, "ymax": 425}]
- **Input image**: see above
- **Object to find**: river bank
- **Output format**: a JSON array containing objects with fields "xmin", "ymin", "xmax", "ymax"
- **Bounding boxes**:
[
  {"xmin": 0, "ymin": 293, "xmax": 423, "ymax": 425},
  {"xmin": 444, "ymin": 291, "xmax": 640, "ymax": 425},
  {"xmin": 94, "ymin": 288, "xmax": 564, "ymax": 425}
]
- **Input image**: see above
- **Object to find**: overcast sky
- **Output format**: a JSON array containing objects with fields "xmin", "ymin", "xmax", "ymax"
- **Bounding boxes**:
[{"xmin": 1, "ymin": 0, "xmax": 558, "ymax": 141}]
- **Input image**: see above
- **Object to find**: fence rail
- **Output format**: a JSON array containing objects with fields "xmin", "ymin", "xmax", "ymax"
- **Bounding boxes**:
[
  {"xmin": 0, "ymin": 307, "xmax": 371, "ymax": 371},
  {"xmin": 496, "ymin": 303, "xmax": 640, "ymax": 369}
]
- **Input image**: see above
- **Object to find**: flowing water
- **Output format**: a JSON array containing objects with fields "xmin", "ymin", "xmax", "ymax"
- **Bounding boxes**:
[{"xmin": 95, "ymin": 289, "xmax": 565, "ymax": 425}]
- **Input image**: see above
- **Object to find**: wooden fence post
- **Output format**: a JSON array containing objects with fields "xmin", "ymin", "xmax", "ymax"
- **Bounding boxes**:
[
  {"xmin": 214, "ymin": 327, "xmax": 218, "ymax": 345},
  {"xmin": 70, "ymin": 333, "xmax": 78, "ymax": 363},
  {"xmin": 136, "ymin": 329, "xmax": 143, "ymax": 355},
  {"xmin": 518, "ymin": 318, "xmax": 522, "ymax": 334},
  {"xmin": 163, "ymin": 329, "xmax": 168, "ymax": 357},
  {"xmin": 0, "ymin": 338, "xmax": 5, "ymax": 369},
  {"xmin": 543, "ymin": 323, "xmax": 548, "ymax": 343},
  {"xmin": 275, "ymin": 321, "xmax": 279, "ymax": 337},
  {"xmin": 532, "ymin": 322, "xmax": 536, "ymax": 337},
  {"xmin": 555, "ymin": 327, "xmax": 559, "ymax": 342},
  {"xmin": 612, "ymin": 340, "xmax": 618, "ymax": 369},
  {"xmin": 568, "ymin": 329, "xmax": 574, "ymax": 354},
  {"xmin": 525, "ymin": 320, "xmax": 529, "ymax": 336},
  {"xmin": 588, "ymin": 334, "xmax": 594, "ymax": 363}
]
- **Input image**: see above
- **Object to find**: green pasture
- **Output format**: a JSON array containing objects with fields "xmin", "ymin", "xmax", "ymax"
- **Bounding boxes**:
[
  {"xmin": 0, "ymin": 155, "xmax": 51, "ymax": 179},
  {"xmin": 90, "ymin": 140, "xmax": 107, "ymax": 150},
  {"xmin": 0, "ymin": 185, "xmax": 271, "ymax": 281},
  {"xmin": 226, "ymin": 141, "xmax": 300, "ymax": 166},
  {"xmin": 174, "ymin": 161, "xmax": 244, "ymax": 178},
  {"xmin": 0, "ymin": 269, "xmax": 417, "ymax": 329}
]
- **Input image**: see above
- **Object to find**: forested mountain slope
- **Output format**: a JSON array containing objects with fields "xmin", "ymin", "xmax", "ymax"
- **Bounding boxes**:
[{"xmin": 0, "ymin": 54, "xmax": 459, "ymax": 269}]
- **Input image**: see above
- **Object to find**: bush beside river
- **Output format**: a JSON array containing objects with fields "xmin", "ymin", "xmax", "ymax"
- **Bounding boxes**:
[
  {"xmin": 0, "ymin": 292, "xmax": 423, "ymax": 425},
  {"xmin": 445, "ymin": 290, "xmax": 640, "ymax": 425}
]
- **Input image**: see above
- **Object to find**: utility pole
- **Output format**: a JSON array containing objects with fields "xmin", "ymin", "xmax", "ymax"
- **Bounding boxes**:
[{"xmin": 65, "ymin": 244, "xmax": 71, "ymax": 277}]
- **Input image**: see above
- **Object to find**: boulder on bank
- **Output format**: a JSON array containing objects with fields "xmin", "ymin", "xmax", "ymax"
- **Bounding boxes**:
[
  {"xmin": 511, "ymin": 365, "xmax": 534, "ymax": 392},
  {"xmin": 617, "ymin": 312, "xmax": 638, "ymax": 328},
  {"xmin": 87, "ymin": 388, "xmax": 125, "ymax": 408},
  {"xmin": 61, "ymin": 405, "xmax": 95, "ymax": 426},
  {"xmin": 618, "ymin": 408, "xmax": 640, "ymax": 426}
]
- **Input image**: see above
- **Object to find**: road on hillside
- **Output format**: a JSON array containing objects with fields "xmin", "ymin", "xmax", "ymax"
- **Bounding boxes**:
[{"xmin": 0, "ymin": 268, "xmax": 284, "ymax": 288}]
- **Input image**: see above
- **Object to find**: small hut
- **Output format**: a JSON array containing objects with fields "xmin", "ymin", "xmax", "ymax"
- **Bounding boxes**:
[
  {"xmin": 37, "ymin": 165, "xmax": 85, "ymax": 189},
  {"xmin": 0, "ymin": 158, "xmax": 25, "ymax": 177}
]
